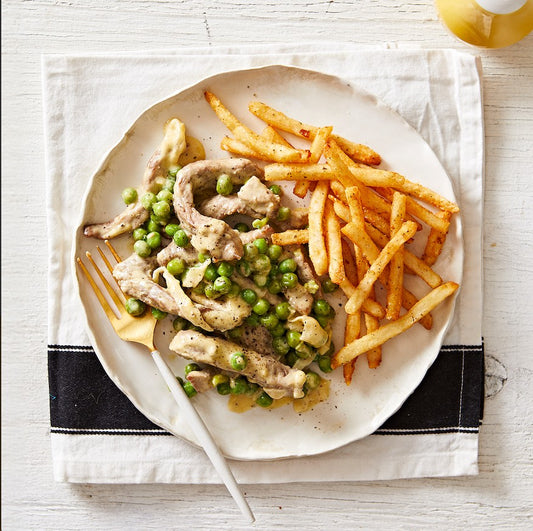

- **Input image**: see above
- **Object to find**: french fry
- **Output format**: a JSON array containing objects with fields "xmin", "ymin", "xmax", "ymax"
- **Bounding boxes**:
[
  {"xmin": 402, "ymin": 288, "xmax": 433, "ymax": 330},
  {"xmin": 422, "ymin": 210, "xmax": 452, "ymax": 265},
  {"xmin": 396, "ymin": 179, "xmax": 459, "ymax": 214},
  {"xmin": 386, "ymin": 192, "xmax": 406, "ymax": 321},
  {"xmin": 352, "ymin": 244, "xmax": 382, "ymax": 368},
  {"xmin": 261, "ymin": 125, "xmax": 294, "ymax": 147},
  {"xmin": 220, "ymin": 136, "xmax": 267, "ymax": 160},
  {"xmin": 205, "ymin": 92, "xmax": 310, "ymax": 163},
  {"xmin": 343, "ymin": 314, "xmax": 361, "ymax": 385},
  {"xmin": 343, "ymin": 166, "xmax": 405, "ymax": 188},
  {"xmin": 325, "ymin": 200, "xmax": 346, "ymax": 284},
  {"xmin": 271, "ymin": 229, "xmax": 309, "ymax": 246},
  {"xmin": 365, "ymin": 223, "xmax": 443, "ymax": 289},
  {"xmin": 264, "ymin": 163, "xmax": 335, "ymax": 182},
  {"xmin": 375, "ymin": 187, "xmax": 450, "ymax": 233},
  {"xmin": 339, "ymin": 278, "xmax": 385, "ymax": 320},
  {"xmin": 332, "ymin": 282, "xmax": 459, "ymax": 368},
  {"xmin": 330, "ymin": 180, "xmax": 347, "ymax": 202},
  {"xmin": 293, "ymin": 181, "xmax": 310, "ymax": 198},
  {"xmin": 345, "ymin": 221, "xmax": 418, "ymax": 314},
  {"xmin": 308, "ymin": 181, "xmax": 329, "ymax": 276},
  {"xmin": 248, "ymin": 101, "xmax": 381, "ymax": 165}
]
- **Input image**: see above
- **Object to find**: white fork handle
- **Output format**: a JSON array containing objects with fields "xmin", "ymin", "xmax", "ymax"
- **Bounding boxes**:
[{"xmin": 151, "ymin": 350, "xmax": 255, "ymax": 524}]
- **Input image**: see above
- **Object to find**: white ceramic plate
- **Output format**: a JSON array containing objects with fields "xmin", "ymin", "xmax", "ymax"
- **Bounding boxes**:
[{"xmin": 73, "ymin": 65, "xmax": 463, "ymax": 460}]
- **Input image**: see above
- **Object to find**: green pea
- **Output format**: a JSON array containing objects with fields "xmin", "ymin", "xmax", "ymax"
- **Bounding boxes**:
[
  {"xmin": 252, "ymin": 255, "xmax": 271, "ymax": 273},
  {"xmin": 231, "ymin": 376, "xmax": 249, "ymax": 395},
  {"xmin": 146, "ymin": 231, "xmax": 161, "ymax": 249},
  {"xmin": 240, "ymin": 288, "xmax": 258, "ymax": 305},
  {"xmin": 198, "ymin": 253, "xmax": 209, "ymax": 263},
  {"xmin": 168, "ymin": 166, "xmax": 181, "ymax": 177},
  {"xmin": 227, "ymin": 282, "xmax": 240, "ymax": 297},
  {"xmin": 272, "ymin": 336, "xmax": 290, "ymax": 356},
  {"xmin": 164, "ymin": 223, "xmax": 180, "ymax": 237},
  {"xmin": 211, "ymin": 374, "xmax": 229, "ymax": 387},
  {"xmin": 217, "ymin": 262, "xmax": 234, "ymax": 277},
  {"xmin": 267, "ymin": 279, "xmax": 282, "ymax": 295},
  {"xmin": 279, "ymin": 258, "xmax": 297, "ymax": 273},
  {"xmin": 281, "ymin": 272, "xmax": 298, "ymax": 289},
  {"xmin": 122, "ymin": 187, "xmax": 138, "ymax": 205},
  {"xmin": 238, "ymin": 261, "xmax": 251, "ymax": 277},
  {"xmin": 305, "ymin": 371, "xmax": 321, "ymax": 390},
  {"xmin": 132, "ymin": 228, "xmax": 148, "ymax": 241},
  {"xmin": 133, "ymin": 240, "xmax": 151, "ymax": 258},
  {"xmin": 268, "ymin": 264, "xmax": 279, "ymax": 277},
  {"xmin": 252, "ymin": 217, "xmax": 268, "ymax": 229},
  {"xmin": 267, "ymin": 244, "xmax": 282, "ymax": 262},
  {"xmin": 277, "ymin": 206, "xmax": 291, "ymax": 221},
  {"xmin": 260, "ymin": 313, "xmax": 279, "ymax": 330},
  {"xmin": 204, "ymin": 263, "xmax": 219, "ymax": 281},
  {"xmin": 269, "ymin": 184, "xmax": 281, "ymax": 195},
  {"xmin": 252, "ymin": 298, "xmax": 270, "ymax": 315},
  {"xmin": 152, "ymin": 200, "xmax": 171, "ymax": 219},
  {"xmin": 246, "ymin": 382, "xmax": 260, "ymax": 396},
  {"xmin": 253, "ymin": 238, "xmax": 268, "ymax": 254},
  {"xmin": 141, "ymin": 192, "xmax": 157, "ymax": 210},
  {"xmin": 275, "ymin": 302, "xmax": 291, "ymax": 320},
  {"xmin": 296, "ymin": 343, "xmax": 314, "ymax": 359},
  {"xmin": 267, "ymin": 319, "xmax": 284, "ymax": 336},
  {"xmin": 255, "ymin": 391, "xmax": 273, "ymax": 408},
  {"xmin": 151, "ymin": 307, "xmax": 167, "ymax": 320},
  {"xmin": 163, "ymin": 177, "xmax": 176, "ymax": 191},
  {"xmin": 322, "ymin": 278, "xmax": 338, "ymax": 293},
  {"xmin": 184, "ymin": 363, "xmax": 201, "ymax": 375},
  {"xmin": 216, "ymin": 173, "xmax": 233, "ymax": 195},
  {"xmin": 216, "ymin": 382, "xmax": 232, "ymax": 395},
  {"xmin": 204, "ymin": 284, "xmax": 220, "ymax": 299},
  {"xmin": 156, "ymin": 189, "xmax": 173, "ymax": 202},
  {"xmin": 146, "ymin": 219, "xmax": 161, "ymax": 233},
  {"xmin": 313, "ymin": 299, "xmax": 332, "ymax": 317},
  {"xmin": 317, "ymin": 354, "xmax": 333, "ymax": 373},
  {"xmin": 315, "ymin": 314, "xmax": 331, "ymax": 328},
  {"xmin": 304, "ymin": 280, "xmax": 320, "ymax": 294},
  {"xmin": 227, "ymin": 326, "xmax": 244, "ymax": 339},
  {"xmin": 173, "ymin": 229, "xmax": 189, "ymax": 247},
  {"xmin": 244, "ymin": 242, "xmax": 259, "ymax": 261},
  {"xmin": 172, "ymin": 316, "xmax": 187, "ymax": 331},
  {"xmin": 125, "ymin": 298, "xmax": 146, "ymax": 316},
  {"xmin": 285, "ymin": 350, "xmax": 298, "ymax": 367},
  {"xmin": 235, "ymin": 222, "xmax": 249, "ymax": 233},
  {"xmin": 253, "ymin": 273, "xmax": 268, "ymax": 288},
  {"xmin": 286, "ymin": 330, "xmax": 301, "ymax": 349},
  {"xmin": 230, "ymin": 352, "xmax": 247, "ymax": 371},
  {"xmin": 182, "ymin": 380, "xmax": 197, "ymax": 398},
  {"xmin": 213, "ymin": 275, "xmax": 232, "ymax": 294},
  {"xmin": 245, "ymin": 313, "xmax": 260, "ymax": 327},
  {"xmin": 167, "ymin": 258, "xmax": 185, "ymax": 276}
]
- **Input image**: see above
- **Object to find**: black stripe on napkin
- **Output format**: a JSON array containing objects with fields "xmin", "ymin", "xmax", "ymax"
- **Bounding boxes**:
[{"xmin": 48, "ymin": 343, "xmax": 483, "ymax": 435}]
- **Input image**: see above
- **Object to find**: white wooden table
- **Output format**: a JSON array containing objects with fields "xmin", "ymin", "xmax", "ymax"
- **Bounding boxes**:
[{"xmin": 2, "ymin": 1, "xmax": 532, "ymax": 528}]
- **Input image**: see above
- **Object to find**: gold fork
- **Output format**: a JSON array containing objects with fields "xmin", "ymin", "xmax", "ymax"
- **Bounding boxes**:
[{"xmin": 77, "ymin": 241, "xmax": 254, "ymax": 523}]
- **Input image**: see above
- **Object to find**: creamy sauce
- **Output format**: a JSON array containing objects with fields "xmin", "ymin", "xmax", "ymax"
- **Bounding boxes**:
[
  {"xmin": 178, "ymin": 136, "xmax": 206, "ymax": 166},
  {"xmin": 161, "ymin": 119, "xmax": 187, "ymax": 171},
  {"xmin": 228, "ymin": 379, "xmax": 330, "ymax": 414}
]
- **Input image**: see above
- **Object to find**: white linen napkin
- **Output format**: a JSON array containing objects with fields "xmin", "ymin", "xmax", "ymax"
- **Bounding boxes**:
[{"xmin": 44, "ymin": 44, "xmax": 484, "ymax": 483}]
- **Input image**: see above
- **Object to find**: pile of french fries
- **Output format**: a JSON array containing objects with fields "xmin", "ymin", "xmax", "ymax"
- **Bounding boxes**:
[{"xmin": 205, "ymin": 91, "xmax": 460, "ymax": 385}]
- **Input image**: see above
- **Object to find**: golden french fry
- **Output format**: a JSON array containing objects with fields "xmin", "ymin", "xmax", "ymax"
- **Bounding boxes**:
[
  {"xmin": 260, "ymin": 125, "xmax": 294, "ymax": 147},
  {"xmin": 293, "ymin": 181, "xmax": 310, "ymax": 198},
  {"xmin": 331, "ymin": 195, "xmax": 351, "ymax": 222},
  {"xmin": 220, "ymin": 136, "xmax": 269, "ymax": 160},
  {"xmin": 341, "ymin": 239, "xmax": 359, "ymax": 285},
  {"xmin": 343, "ymin": 313, "xmax": 361, "ymax": 385},
  {"xmin": 330, "ymin": 180, "xmax": 347, "ymax": 202},
  {"xmin": 248, "ymin": 101, "xmax": 381, "ymax": 165},
  {"xmin": 264, "ymin": 163, "xmax": 335, "ymax": 182},
  {"xmin": 345, "ymin": 221, "xmax": 418, "ymax": 314},
  {"xmin": 386, "ymin": 192, "xmax": 406, "ymax": 321},
  {"xmin": 339, "ymin": 278, "xmax": 385, "ymax": 320},
  {"xmin": 402, "ymin": 288, "xmax": 433, "ymax": 330},
  {"xmin": 308, "ymin": 181, "xmax": 329, "ymax": 276},
  {"xmin": 397, "ymin": 179, "xmax": 460, "ymax": 214},
  {"xmin": 365, "ymin": 223, "xmax": 443, "ymax": 289},
  {"xmin": 332, "ymin": 282, "xmax": 459, "ymax": 368},
  {"xmin": 364, "ymin": 312, "xmax": 382, "ymax": 368},
  {"xmin": 422, "ymin": 210, "xmax": 452, "ymax": 265},
  {"xmin": 325, "ymin": 200, "xmax": 346, "ymax": 284},
  {"xmin": 375, "ymin": 187, "xmax": 450, "ymax": 233},
  {"xmin": 205, "ymin": 92, "xmax": 310, "ymax": 163},
  {"xmin": 271, "ymin": 229, "xmax": 309, "ymax": 246},
  {"xmin": 310, "ymin": 126, "xmax": 333, "ymax": 163},
  {"xmin": 344, "ymin": 166, "xmax": 405, "ymax": 188}
]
